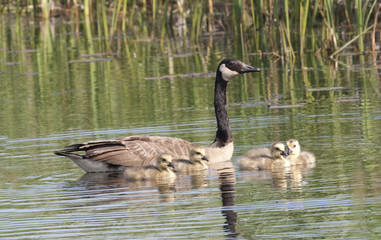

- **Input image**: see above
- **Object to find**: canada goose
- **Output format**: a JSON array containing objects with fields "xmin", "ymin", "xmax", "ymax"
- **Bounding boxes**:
[
  {"xmin": 173, "ymin": 146, "xmax": 209, "ymax": 173},
  {"xmin": 286, "ymin": 139, "xmax": 316, "ymax": 166},
  {"xmin": 123, "ymin": 153, "xmax": 176, "ymax": 181},
  {"xmin": 237, "ymin": 142, "xmax": 289, "ymax": 170},
  {"xmin": 54, "ymin": 58, "xmax": 260, "ymax": 172}
]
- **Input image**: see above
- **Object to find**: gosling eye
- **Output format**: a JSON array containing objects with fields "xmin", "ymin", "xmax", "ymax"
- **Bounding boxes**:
[{"xmin": 293, "ymin": 145, "xmax": 296, "ymax": 148}]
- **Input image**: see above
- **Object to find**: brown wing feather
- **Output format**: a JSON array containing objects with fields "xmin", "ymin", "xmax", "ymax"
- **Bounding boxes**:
[{"xmin": 62, "ymin": 135, "xmax": 192, "ymax": 167}]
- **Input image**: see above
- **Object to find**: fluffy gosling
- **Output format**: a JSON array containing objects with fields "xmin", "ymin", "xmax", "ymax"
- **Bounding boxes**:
[
  {"xmin": 237, "ymin": 142, "xmax": 290, "ymax": 170},
  {"xmin": 123, "ymin": 153, "xmax": 176, "ymax": 181},
  {"xmin": 286, "ymin": 139, "xmax": 316, "ymax": 166},
  {"xmin": 173, "ymin": 146, "xmax": 209, "ymax": 173}
]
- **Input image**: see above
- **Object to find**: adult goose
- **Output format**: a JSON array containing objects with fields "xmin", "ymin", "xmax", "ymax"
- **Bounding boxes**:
[
  {"xmin": 237, "ymin": 142, "xmax": 290, "ymax": 170},
  {"xmin": 54, "ymin": 58, "xmax": 260, "ymax": 172}
]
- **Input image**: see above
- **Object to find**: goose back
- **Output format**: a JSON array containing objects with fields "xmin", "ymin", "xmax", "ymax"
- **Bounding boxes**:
[{"xmin": 61, "ymin": 135, "xmax": 192, "ymax": 167}]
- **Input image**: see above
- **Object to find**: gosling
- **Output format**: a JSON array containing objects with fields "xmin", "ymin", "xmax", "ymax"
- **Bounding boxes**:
[
  {"xmin": 123, "ymin": 153, "xmax": 176, "ymax": 181},
  {"xmin": 286, "ymin": 139, "xmax": 316, "ymax": 166},
  {"xmin": 173, "ymin": 146, "xmax": 209, "ymax": 173},
  {"xmin": 237, "ymin": 142, "xmax": 290, "ymax": 170}
]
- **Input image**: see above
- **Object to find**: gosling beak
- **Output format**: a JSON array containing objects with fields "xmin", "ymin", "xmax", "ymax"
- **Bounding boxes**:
[
  {"xmin": 202, "ymin": 155, "xmax": 209, "ymax": 162},
  {"xmin": 167, "ymin": 162, "xmax": 175, "ymax": 169},
  {"xmin": 240, "ymin": 63, "xmax": 261, "ymax": 73},
  {"xmin": 280, "ymin": 150, "xmax": 288, "ymax": 156},
  {"xmin": 286, "ymin": 147, "xmax": 293, "ymax": 156}
]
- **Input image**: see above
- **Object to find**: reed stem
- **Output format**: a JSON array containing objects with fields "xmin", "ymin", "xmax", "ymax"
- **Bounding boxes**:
[{"xmin": 1, "ymin": 0, "xmax": 379, "ymax": 60}]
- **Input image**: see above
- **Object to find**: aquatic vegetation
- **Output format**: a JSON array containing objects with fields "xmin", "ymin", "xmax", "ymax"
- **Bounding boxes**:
[{"xmin": 0, "ymin": 1, "xmax": 380, "ymax": 59}]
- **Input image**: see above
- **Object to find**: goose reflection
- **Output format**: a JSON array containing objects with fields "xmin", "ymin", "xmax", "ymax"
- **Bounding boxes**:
[
  {"xmin": 73, "ymin": 172, "xmax": 177, "ymax": 203},
  {"xmin": 209, "ymin": 159, "xmax": 238, "ymax": 238},
  {"xmin": 62, "ymin": 157, "xmax": 239, "ymax": 238}
]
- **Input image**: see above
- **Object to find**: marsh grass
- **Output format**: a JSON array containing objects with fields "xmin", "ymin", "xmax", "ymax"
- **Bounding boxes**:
[{"xmin": 1, "ymin": 1, "xmax": 380, "ymax": 60}]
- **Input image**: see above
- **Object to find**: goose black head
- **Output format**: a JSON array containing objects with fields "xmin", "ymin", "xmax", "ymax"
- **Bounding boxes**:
[{"xmin": 218, "ymin": 58, "xmax": 260, "ymax": 81}]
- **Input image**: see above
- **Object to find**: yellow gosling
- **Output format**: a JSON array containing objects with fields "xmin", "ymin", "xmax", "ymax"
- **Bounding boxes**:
[
  {"xmin": 286, "ymin": 139, "xmax": 316, "ymax": 166},
  {"xmin": 237, "ymin": 142, "xmax": 290, "ymax": 170},
  {"xmin": 173, "ymin": 146, "xmax": 209, "ymax": 173},
  {"xmin": 123, "ymin": 153, "xmax": 176, "ymax": 181}
]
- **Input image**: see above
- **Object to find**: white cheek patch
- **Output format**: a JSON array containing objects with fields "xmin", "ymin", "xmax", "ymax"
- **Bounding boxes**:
[{"xmin": 219, "ymin": 64, "xmax": 239, "ymax": 81}]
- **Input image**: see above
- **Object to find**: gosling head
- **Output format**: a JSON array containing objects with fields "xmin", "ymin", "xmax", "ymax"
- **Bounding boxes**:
[
  {"xmin": 218, "ymin": 58, "xmax": 260, "ymax": 81},
  {"xmin": 157, "ymin": 154, "xmax": 175, "ymax": 171},
  {"xmin": 286, "ymin": 139, "xmax": 301, "ymax": 157},
  {"xmin": 189, "ymin": 146, "xmax": 209, "ymax": 163},
  {"xmin": 270, "ymin": 142, "xmax": 287, "ymax": 159}
]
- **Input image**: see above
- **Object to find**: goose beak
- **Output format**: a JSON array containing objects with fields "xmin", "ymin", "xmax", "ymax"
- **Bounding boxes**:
[
  {"xmin": 280, "ymin": 150, "xmax": 288, "ymax": 156},
  {"xmin": 202, "ymin": 155, "xmax": 209, "ymax": 162},
  {"xmin": 240, "ymin": 63, "xmax": 260, "ymax": 73}
]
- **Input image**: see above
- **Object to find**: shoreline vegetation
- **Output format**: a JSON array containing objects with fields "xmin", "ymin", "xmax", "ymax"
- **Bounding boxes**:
[
  {"xmin": 1, "ymin": 1, "xmax": 381, "ymax": 61},
  {"xmin": 0, "ymin": 2, "xmax": 380, "ymax": 147}
]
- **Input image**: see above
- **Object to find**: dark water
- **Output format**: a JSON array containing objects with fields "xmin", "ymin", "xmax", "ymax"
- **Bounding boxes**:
[{"xmin": 0, "ymin": 17, "xmax": 380, "ymax": 239}]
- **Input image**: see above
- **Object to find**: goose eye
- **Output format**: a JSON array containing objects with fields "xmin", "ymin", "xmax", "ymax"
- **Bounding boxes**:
[
  {"xmin": 293, "ymin": 145, "xmax": 296, "ymax": 148},
  {"xmin": 225, "ymin": 60, "xmax": 234, "ymax": 67}
]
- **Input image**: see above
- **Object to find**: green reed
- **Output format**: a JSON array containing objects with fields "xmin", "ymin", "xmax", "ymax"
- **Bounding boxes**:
[
  {"xmin": 356, "ymin": 0, "xmax": 365, "ymax": 53},
  {"xmin": 191, "ymin": 0, "xmax": 203, "ymax": 41},
  {"xmin": 110, "ymin": 0, "xmax": 123, "ymax": 38},
  {"xmin": 299, "ymin": 0, "xmax": 310, "ymax": 54},
  {"xmin": 1, "ymin": 0, "xmax": 379, "ymax": 59}
]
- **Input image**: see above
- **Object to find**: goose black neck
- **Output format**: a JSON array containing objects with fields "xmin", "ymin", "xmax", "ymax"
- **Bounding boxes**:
[{"xmin": 212, "ymin": 71, "xmax": 232, "ymax": 147}]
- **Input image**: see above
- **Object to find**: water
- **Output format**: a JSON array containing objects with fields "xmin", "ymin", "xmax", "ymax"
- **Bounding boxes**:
[{"xmin": 0, "ymin": 17, "xmax": 381, "ymax": 239}]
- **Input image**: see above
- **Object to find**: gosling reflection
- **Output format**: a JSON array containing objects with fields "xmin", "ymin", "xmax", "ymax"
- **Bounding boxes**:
[
  {"xmin": 238, "ymin": 165, "xmax": 308, "ymax": 191},
  {"xmin": 189, "ymin": 171, "xmax": 208, "ymax": 189},
  {"xmin": 174, "ymin": 171, "xmax": 209, "ymax": 193},
  {"xmin": 271, "ymin": 169, "xmax": 289, "ymax": 190}
]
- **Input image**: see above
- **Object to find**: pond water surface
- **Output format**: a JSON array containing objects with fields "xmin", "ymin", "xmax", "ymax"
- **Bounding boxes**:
[{"xmin": 0, "ymin": 17, "xmax": 380, "ymax": 239}]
